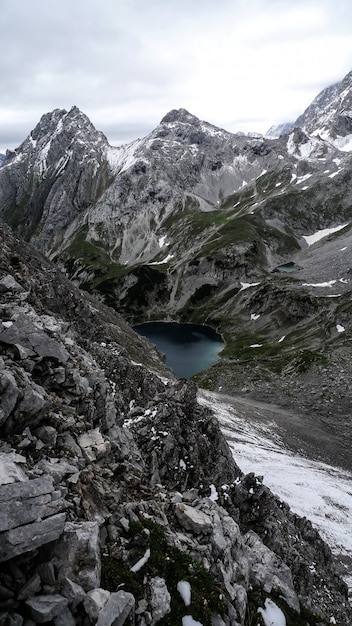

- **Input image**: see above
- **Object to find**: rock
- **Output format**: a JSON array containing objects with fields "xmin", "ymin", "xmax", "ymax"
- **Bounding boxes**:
[
  {"xmin": 83, "ymin": 588, "xmax": 110, "ymax": 620},
  {"xmin": 0, "ymin": 476, "xmax": 66, "ymax": 561},
  {"xmin": 78, "ymin": 428, "xmax": 110, "ymax": 462},
  {"xmin": 149, "ymin": 577, "xmax": 171, "ymax": 623},
  {"xmin": 34, "ymin": 459, "xmax": 78, "ymax": 483},
  {"xmin": 36, "ymin": 562, "xmax": 56, "ymax": 586},
  {"xmin": 60, "ymin": 577, "xmax": 85, "ymax": 610},
  {"xmin": 25, "ymin": 594, "xmax": 68, "ymax": 623},
  {"xmin": 96, "ymin": 590, "xmax": 135, "ymax": 626},
  {"xmin": 54, "ymin": 521, "xmax": 101, "ymax": 591},
  {"xmin": 0, "ymin": 314, "xmax": 69, "ymax": 363},
  {"xmin": 34, "ymin": 426, "xmax": 57, "ymax": 447},
  {"xmin": 0, "ymin": 370, "xmax": 19, "ymax": 425},
  {"xmin": 0, "ymin": 274, "xmax": 25, "ymax": 293},
  {"xmin": 244, "ymin": 530, "xmax": 300, "ymax": 613},
  {"xmin": 0, "ymin": 452, "xmax": 27, "ymax": 485},
  {"xmin": 17, "ymin": 574, "xmax": 42, "ymax": 599},
  {"xmin": 175, "ymin": 502, "xmax": 213, "ymax": 534},
  {"xmin": 53, "ymin": 607, "xmax": 76, "ymax": 626}
]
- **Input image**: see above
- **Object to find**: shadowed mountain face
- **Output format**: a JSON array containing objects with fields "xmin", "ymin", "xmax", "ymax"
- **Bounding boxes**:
[{"xmin": 1, "ymin": 72, "xmax": 352, "ymax": 463}]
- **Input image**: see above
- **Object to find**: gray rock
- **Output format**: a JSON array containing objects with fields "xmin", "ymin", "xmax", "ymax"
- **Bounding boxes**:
[
  {"xmin": 0, "ymin": 475, "xmax": 65, "ymax": 532},
  {"xmin": 149, "ymin": 577, "xmax": 171, "ymax": 624},
  {"xmin": 35, "ymin": 459, "xmax": 78, "ymax": 483},
  {"xmin": 0, "ymin": 274, "xmax": 25, "ymax": 293},
  {"xmin": 83, "ymin": 588, "xmax": 110, "ymax": 620},
  {"xmin": 0, "ymin": 452, "xmax": 27, "ymax": 485},
  {"xmin": 78, "ymin": 427, "xmax": 110, "ymax": 462},
  {"xmin": 54, "ymin": 521, "xmax": 101, "ymax": 591},
  {"xmin": 53, "ymin": 607, "xmax": 76, "ymax": 626},
  {"xmin": 96, "ymin": 590, "xmax": 135, "ymax": 626},
  {"xmin": 18, "ymin": 573, "xmax": 42, "ymax": 599},
  {"xmin": 0, "ymin": 475, "xmax": 66, "ymax": 561},
  {"xmin": 60, "ymin": 577, "xmax": 85, "ymax": 610},
  {"xmin": 0, "ymin": 314, "xmax": 69, "ymax": 363},
  {"xmin": 175, "ymin": 502, "xmax": 213, "ymax": 534},
  {"xmin": 25, "ymin": 594, "xmax": 68, "ymax": 623},
  {"xmin": 244, "ymin": 530, "xmax": 300, "ymax": 613},
  {"xmin": 34, "ymin": 426, "xmax": 57, "ymax": 447},
  {"xmin": 0, "ymin": 513, "xmax": 66, "ymax": 562},
  {"xmin": 36, "ymin": 562, "xmax": 56, "ymax": 586},
  {"xmin": 0, "ymin": 370, "xmax": 19, "ymax": 425}
]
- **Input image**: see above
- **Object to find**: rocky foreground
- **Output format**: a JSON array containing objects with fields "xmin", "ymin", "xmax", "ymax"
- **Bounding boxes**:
[{"xmin": 0, "ymin": 219, "xmax": 351, "ymax": 625}]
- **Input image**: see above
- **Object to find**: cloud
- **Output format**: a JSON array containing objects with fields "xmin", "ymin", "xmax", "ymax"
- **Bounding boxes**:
[{"xmin": 1, "ymin": 0, "xmax": 352, "ymax": 152}]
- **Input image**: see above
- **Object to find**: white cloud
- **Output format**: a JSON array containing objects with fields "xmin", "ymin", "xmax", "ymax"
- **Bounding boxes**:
[{"xmin": 1, "ymin": 0, "xmax": 352, "ymax": 152}]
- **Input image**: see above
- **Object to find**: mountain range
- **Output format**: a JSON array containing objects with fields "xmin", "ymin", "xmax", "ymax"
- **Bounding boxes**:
[
  {"xmin": 1, "ymin": 71, "xmax": 352, "ymax": 463},
  {"xmin": 1, "ymin": 68, "xmax": 352, "ymax": 624}
]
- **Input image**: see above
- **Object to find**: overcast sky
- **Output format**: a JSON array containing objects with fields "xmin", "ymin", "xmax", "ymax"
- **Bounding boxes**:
[{"xmin": 1, "ymin": 0, "xmax": 352, "ymax": 153}]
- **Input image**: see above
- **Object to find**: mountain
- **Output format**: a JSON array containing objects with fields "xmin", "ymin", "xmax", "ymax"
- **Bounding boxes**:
[
  {"xmin": 1, "ymin": 74, "xmax": 352, "ymax": 472},
  {"xmin": 1, "ymin": 221, "xmax": 350, "ymax": 623},
  {"xmin": 265, "ymin": 121, "xmax": 294, "ymax": 138},
  {"xmin": 295, "ymin": 70, "xmax": 352, "ymax": 150},
  {"xmin": 0, "ymin": 153, "xmax": 5, "ymax": 165}
]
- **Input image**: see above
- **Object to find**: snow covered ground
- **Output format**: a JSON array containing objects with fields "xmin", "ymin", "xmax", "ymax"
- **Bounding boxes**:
[{"xmin": 198, "ymin": 390, "xmax": 352, "ymax": 595}]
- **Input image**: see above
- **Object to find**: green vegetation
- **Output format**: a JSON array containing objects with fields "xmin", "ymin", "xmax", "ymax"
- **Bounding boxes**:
[{"xmin": 101, "ymin": 519, "xmax": 225, "ymax": 626}]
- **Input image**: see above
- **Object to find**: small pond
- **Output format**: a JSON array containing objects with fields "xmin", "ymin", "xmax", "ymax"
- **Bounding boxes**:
[{"xmin": 134, "ymin": 322, "xmax": 224, "ymax": 379}]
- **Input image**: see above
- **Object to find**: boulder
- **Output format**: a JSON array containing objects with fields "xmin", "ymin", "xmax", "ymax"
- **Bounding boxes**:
[
  {"xmin": 175, "ymin": 502, "xmax": 213, "ymax": 534},
  {"xmin": 54, "ymin": 521, "xmax": 101, "ymax": 591},
  {"xmin": 96, "ymin": 590, "xmax": 135, "ymax": 626},
  {"xmin": 0, "ymin": 476, "xmax": 66, "ymax": 561},
  {"xmin": 25, "ymin": 594, "xmax": 68, "ymax": 623}
]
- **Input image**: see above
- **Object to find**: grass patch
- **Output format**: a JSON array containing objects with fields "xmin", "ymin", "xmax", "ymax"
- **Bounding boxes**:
[{"xmin": 101, "ymin": 519, "xmax": 225, "ymax": 626}]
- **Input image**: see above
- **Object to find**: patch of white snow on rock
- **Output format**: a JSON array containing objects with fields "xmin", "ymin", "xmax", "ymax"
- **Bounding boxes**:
[
  {"xmin": 258, "ymin": 598, "xmax": 286, "ymax": 626},
  {"xmin": 177, "ymin": 580, "xmax": 191, "ymax": 606},
  {"xmin": 303, "ymin": 223, "xmax": 348, "ymax": 246},
  {"xmin": 198, "ymin": 390, "xmax": 352, "ymax": 594}
]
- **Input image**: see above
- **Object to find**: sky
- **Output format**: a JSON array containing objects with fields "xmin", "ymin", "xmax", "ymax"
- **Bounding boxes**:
[{"xmin": 1, "ymin": 0, "xmax": 352, "ymax": 154}]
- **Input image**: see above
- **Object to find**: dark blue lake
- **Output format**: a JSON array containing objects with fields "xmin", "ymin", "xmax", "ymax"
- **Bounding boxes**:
[{"xmin": 134, "ymin": 322, "xmax": 224, "ymax": 379}]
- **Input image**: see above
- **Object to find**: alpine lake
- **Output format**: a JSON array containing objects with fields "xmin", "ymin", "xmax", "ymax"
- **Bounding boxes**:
[{"xmin": 133, "ymin": 322, "xmax": 224, "ymax": 379}]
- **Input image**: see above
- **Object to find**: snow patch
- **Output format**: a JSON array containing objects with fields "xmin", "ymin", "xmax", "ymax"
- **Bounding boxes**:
[
  {"xmin": 158, "ymin": 235, "xmax": 168, "ymax": 248},
  {"xmin": 130, "ymin": 548, "xmax": 150, "ymax": 573},
  {"xmin": 278, "ymin": 335, "xmax": 285, "ymax": 343},
  {"xmin": 302, "ymin": 280, "xmax": 336, "ymax": 288},
  {"xmin": 250, "ymin": 313, "xmax": 260, "ymax": 321},
  {"xmin": 303, "ymin": 223, "xmax": 348, "ymax": 246},
  {"xmin": 149, "ymin": 254, "xmax": 174, "ymax": 265},
  {"xmin": 209, "ymin": 484, "xmax": 218, "ymax": 501},
  {"xmin": 258, "ymin": 598, "xmax": 286, "ymax": 626},
  {"xmin": 177, "ymin": 580, "xmax": 191, "ymax": 606},
  {"xmin": 239, "ymin": 281, "xmax": 260, "ymax": 291},
  {"xmin": 296, "ymin": 173, "xmax": 312, "ymax": 185},
  {"xmin": 182, "ymin": 617, "xmax": 203, "ymax": 626},
  {"xmin": 336, "ymin": 324, "xmax": 345, "ymax": 333},
  {"xmin": 249, "ymin": 344, "xmax": 262, "ymax": 348}
]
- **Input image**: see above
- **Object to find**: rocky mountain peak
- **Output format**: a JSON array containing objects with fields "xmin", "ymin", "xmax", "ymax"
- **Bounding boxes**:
[
  {"xmin": 160, "ymin": 108, "xmax": 200, "ymax": 125},
  {"xmin": 295, "ymin": 68, "xmax": 352, "ymax": 150}
]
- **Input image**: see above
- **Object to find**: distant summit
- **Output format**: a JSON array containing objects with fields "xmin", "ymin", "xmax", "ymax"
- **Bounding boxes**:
[
  {"xmin": 295, "ymin": 69, "xmax": 352, "ymax": 150},
  {"xmin": 265, "ymin": 122, "xmax": 294, "ymax": 139}
]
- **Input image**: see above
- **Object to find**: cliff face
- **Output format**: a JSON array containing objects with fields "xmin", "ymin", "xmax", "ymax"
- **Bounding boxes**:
[{"xmin": 0, "ymin": 221, "xmax": 350, "ymax": 624}]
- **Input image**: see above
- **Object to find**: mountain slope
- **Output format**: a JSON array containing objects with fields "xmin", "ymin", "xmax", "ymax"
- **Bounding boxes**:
[
  {"xmin": 0, "ymin": 221, "xmax": 350, "ymax": 623},
  {"xmin": 295, "ymin": 70, "xmax": 352, "ymax": 150}
]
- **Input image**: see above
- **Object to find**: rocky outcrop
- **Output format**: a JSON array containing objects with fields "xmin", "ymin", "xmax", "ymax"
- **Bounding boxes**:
[{"xmin": 0, "ymin": 221, "xmax": 350, "ymax": 624}]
